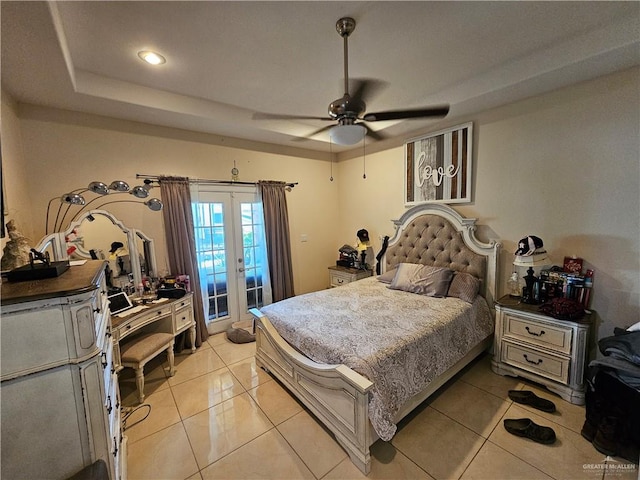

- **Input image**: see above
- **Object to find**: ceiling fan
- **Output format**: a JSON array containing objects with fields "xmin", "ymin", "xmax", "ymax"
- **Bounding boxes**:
[{"xmin": 253, "ymin": 17, "xmax": 449, "ymax": 145}]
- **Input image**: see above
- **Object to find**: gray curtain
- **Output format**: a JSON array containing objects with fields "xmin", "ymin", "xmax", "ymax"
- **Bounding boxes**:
[
  {"xmin": 159, "ymin": 176, "xmax": 209, "ymax": 347},
  {"xmin": 258, "ymin": 181, "xmax": 295, "ymax": 302}
]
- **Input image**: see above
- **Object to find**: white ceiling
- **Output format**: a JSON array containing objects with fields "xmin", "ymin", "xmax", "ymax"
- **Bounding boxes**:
[{"xmin": 2, "ymin": 1, "xmax": 639, "ymax": 154}]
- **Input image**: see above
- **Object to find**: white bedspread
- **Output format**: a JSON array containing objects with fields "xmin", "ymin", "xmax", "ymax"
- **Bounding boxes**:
[{"xmin": 260, "ymin": 276, "xmax": 494, "ymax": 441}]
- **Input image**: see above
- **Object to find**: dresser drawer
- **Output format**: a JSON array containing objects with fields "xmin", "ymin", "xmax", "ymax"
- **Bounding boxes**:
[
  {"xmin": 175, "ymin": 305, "xmax": 194, "ymax": 333},
  {"xmin": 119, "ymin": 305, "xmax": 172, "ymax": 340},
  {"xmin": 174, "ymin": 296, "xmax": 192, "ymax": 312},
  {"xmin": 502, "ymin": 340, "xmax": 570, "ymax": 383},
  {"xmin": 101, "ymin": 338, "xmax": 114, "ymax": 397},
  {"xmin": 503, "ymin": 314, "xmax": 572, "ymax": 354}
]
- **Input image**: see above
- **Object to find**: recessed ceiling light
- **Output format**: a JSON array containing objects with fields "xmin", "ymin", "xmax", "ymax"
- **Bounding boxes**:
[{"xmin": 137, "ymin": 50, "xmax": 166, "ymax": 65}]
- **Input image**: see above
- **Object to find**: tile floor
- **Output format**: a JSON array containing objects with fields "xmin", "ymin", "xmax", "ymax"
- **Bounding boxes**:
[{"xmin": 121, "ymin": 334, "xmax": 639, "ymax": 480}]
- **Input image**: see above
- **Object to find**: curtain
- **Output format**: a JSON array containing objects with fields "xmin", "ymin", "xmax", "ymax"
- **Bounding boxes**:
[
  {"xmin": 159, "ymin": 176, "xmax": 209, "ymax": 347},
  {"xmin": 258, "ymin": 181, "xmax": 294, "ymax": 301},
  {"xmin": 189, "ymin": 184, "xmax": 210, "ymax": 322}
]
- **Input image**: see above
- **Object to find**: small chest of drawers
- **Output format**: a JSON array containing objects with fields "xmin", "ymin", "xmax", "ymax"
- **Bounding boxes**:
[
  {"xmin": 491, "ymin": 296, "xmax": 592, "ymax": 405},
  {"xmin": 328, "ymin": 265, "xmax": 373, "ymax": 287}
]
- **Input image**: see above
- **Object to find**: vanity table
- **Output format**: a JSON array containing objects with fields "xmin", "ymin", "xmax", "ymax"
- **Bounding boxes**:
[
  {"xmin": 0, "ymin": 261, "xmax": 125, "ymax": 480},
  {"xmin": 111, "ymin": 293, "xmax": 196, "ymax": 372}
]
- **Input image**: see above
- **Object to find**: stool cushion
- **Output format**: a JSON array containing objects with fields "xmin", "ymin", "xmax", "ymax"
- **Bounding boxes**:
[{"xmin": 121, "ymin": 333, "xmax": 174, "ymax": 363}]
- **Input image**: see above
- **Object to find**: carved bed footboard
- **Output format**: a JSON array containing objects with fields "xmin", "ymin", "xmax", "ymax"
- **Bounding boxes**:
[{"xmin": 251, "ymin": 308, "xmax": 375, "ymax": 473}]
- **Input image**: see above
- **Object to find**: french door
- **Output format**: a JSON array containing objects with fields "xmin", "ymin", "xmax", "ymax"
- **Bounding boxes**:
[{"xmin": 192, "ymin": 187, "xmax": 272, "ymax": 334}]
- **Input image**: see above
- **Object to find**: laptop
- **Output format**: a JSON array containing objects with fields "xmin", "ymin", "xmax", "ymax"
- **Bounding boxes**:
[{"xmin": 107, "ymin": 291, "xmax": 134, "ymax": 315}]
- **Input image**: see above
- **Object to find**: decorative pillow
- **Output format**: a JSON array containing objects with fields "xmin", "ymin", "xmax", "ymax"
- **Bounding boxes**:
[
  {"xmin": 447, "ymin": 272, "xmax": 481, "ymax": 303},
  {"xmin": 377, "ymin": 266, "xmax": 398, "ymax": 284},
  {"xmin": 389, "ymin": 263, "xmax": 454, "ymax": 297},
  {"xmin": 628, "ymin": 321, "xmax": 640, "ymax": 332}
]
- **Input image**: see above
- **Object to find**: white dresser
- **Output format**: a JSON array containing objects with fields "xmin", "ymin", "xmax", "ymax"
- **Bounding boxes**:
[
  {"xmin": 492, "ymin": 295, "xmax": 592, "ymax": 405},
  {"xmin": 1, "ymin": 261, "xmax": 125, "ymax": 480}
]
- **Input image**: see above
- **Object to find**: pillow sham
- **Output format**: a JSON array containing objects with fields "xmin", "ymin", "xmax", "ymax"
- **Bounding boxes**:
[
  {"xmin": 389, "ymin": 263, "xmax": 454, "ymax": 297},
  {"xmin": 447, "ymin": 272, "xmax": 481, "ymax": 303},
  {"xmin": 377, "ymin": 266, "xmax": 398, "ymax": 284}
]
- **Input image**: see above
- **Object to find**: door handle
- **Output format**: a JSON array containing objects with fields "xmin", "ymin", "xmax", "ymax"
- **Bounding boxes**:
[{"xmin": 238, "ymin": 267, "xmax": 245, "ymax": 272}]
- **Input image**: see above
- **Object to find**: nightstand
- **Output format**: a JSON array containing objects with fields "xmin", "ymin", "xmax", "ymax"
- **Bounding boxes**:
[
  {"xmin": 328, "ymin": 265, "xmax": 373, "ymax": 287},
  {"xmin": 491, "ymin": 295, "xmax": 592, "ymax": 405}
]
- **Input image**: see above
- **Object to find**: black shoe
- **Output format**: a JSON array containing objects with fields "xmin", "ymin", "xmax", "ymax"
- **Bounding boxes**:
[
  {"xmin": 504, "ymin": 418, "xmax": 557, "ymax": 444},
  {"xmin": 508, "ymin": 390, "xmax": 556, "ymax": 413}
]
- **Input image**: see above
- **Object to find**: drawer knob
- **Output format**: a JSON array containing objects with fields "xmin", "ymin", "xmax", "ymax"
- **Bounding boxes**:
[
  {"xmin": 523, "ymin": 354, "xmax": 543, "ymax": 365},
  {"xmin": 525, "ymin": 326, "xmax": 545, "ymax": 337}
]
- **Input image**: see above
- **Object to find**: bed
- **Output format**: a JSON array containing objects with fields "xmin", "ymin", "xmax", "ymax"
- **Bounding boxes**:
[{"xmin": 250, "ymin": 203, "xmax": 500, "ymax": 474}]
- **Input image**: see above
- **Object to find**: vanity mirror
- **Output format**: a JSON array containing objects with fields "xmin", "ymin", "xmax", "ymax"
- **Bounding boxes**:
[{"xmin": 35, "ymin": 209, "xmax": 157, "ymax": 289}]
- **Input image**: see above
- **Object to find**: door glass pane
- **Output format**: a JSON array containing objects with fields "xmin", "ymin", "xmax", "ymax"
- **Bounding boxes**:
[
  {"xmin": 193, "ymin": 202, "xmax": 229, "ymax": 321},
  {"xmin": 241, "ymin": 201, "xmax": 268, "ymax": 310}
]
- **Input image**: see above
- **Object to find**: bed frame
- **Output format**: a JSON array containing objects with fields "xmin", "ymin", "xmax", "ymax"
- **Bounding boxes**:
[{"xmin": 250, "ymin": 204, "xmax": 500, "ymax": 474}]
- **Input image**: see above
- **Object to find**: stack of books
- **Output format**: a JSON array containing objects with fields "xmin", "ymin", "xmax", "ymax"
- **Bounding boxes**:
[{"xmin": 541, "ymin": 257, "xmax": 594, "ymax": 309}]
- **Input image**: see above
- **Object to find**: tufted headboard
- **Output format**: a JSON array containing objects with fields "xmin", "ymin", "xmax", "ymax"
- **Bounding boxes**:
[{"xmin": 382, "ymin": 204, "xmax": 500, "ymax": 307}]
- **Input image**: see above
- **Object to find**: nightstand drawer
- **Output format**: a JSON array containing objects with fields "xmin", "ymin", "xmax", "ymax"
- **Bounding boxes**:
[
  {"xmin": 330, "ymin": 272, "xmax": 350, "ymax": 287},
  {"xmin": 328, "ymin": 266, "xmax": 372, "ymax": 287},
  {"xmin": 502, "ymin": 341, "xmax": 570, "ymax": 383},
  {"xmin": 504, "ymin": 314, "xmax": 572, "ymax": 354}
]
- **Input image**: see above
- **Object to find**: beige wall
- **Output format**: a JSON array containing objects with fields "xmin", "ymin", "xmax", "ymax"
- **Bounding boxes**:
[
  {"xmin": 2, "ymin": 67, "xmax": 638, "ymax": 338},
  {"xmin": 337, "ymin": 67, "xmax": 640, "ymax": 337},
  {"xmin": 11, "ymin": 106, "xmax": 339, "ymax": 294},
  {"xmin": 1, "ymin": 90, "xmax": 35, "ymax": 250}
]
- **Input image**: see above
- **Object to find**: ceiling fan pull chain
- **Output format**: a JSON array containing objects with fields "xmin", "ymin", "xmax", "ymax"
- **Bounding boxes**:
[
  {"xmin": 362, "ymin": 138, "xmax": 366, "ymax": 179},
  {"xmin": 329, "ymin": 137, "xmax": 334, "ymax": 182}
]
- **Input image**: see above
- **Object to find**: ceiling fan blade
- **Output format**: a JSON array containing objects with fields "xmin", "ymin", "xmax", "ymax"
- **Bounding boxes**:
[
  {"xmin": 363, "ymin": 124, "xmax": 386, "ymax": 142},
  {"xmin": 363, "ymin": 105, "xmax": 450, "ymax": 122},
  {"xmin": 291, "ymin": 124, "xmax": 334, "ymax": 142},
  {"xmin": 253, "ymin": 112, "xmax": 332, "ymax": 121},
  {"xmin": 349, "ymin": 78, "xmax": 388, "ymax": 104}
]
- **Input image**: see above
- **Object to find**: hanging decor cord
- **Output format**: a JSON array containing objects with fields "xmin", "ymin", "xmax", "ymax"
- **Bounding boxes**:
[{"xmin": 136, "ymin": 174, "xmax": 297, "ymax": 189}]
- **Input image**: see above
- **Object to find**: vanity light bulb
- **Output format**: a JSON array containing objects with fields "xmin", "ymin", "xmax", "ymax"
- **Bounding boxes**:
[
  {"xmin": 130, "ymin": 185, "xmax": 151, "ymax": 198},
  {"xmin": 88, "ymin": 181, "xmax": 110, "ymax": 195},
  {"xmin": 145, "ymin": 198, "xmax": 163, "ymax": 211},
  {"xmin": 109, "ymin": 180, "xmax": 130, "ymax": 192}
]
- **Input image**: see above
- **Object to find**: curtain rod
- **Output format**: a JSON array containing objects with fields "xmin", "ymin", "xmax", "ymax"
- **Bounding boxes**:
[{"xmin": 136, "ymin": 174, "xmax": 297, "ymax": 189}]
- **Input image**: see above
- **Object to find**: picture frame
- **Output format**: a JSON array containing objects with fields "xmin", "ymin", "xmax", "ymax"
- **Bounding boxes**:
[{"xmin": 404, "ymin": 122, "xmax": 473, "ymax": 205}]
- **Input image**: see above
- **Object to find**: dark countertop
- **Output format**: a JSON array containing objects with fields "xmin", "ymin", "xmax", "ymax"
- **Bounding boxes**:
[{"xmin": 1, "ymin": 260, "xmax": 105, "ymax": 306}]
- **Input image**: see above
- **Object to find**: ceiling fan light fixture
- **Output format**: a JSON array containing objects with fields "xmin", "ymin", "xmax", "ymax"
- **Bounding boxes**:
[
  {"xmin": 330, "ymin": 124, "xmax": 366, "ymax": 145},
  {"xmin": 137, "ymin": 50, "xmax": 166, "ymax": 65}
]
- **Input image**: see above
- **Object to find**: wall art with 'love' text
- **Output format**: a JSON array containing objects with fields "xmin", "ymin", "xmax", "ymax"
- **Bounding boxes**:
[{"xmin": 404, "ymin": 122, "xmax": 473, "ymax": 205}]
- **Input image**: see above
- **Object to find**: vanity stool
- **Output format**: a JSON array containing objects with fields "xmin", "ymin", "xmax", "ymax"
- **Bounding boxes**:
[{"xmin": 120, "ymin": 332, "xmax": 176, "ymax": 404}]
